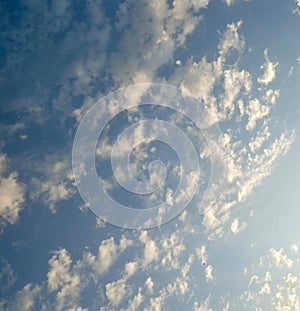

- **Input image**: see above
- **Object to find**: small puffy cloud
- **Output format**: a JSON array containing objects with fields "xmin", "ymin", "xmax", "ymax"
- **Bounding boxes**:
[
  {"xmin": 293, "ymin": 0, "xmax": 300, "ymax": 15},
  {"xmin": 221, "ymin": 69, "xmax": 252, "ymax": 118},
  {"xmin": 144, "ymin": 240, "xmax": 159, "ymax": 265},
  {"xmin": 196, "ymin": 245, "xmax": 208, "ymax": 265},
  {"xmin": 0, "ymin": 258, "xmax": 16, "ymax": 292},
  {"xmin": 269, "ymin": 248, "xmax": 293, "ymax": 269},
  {"xmin": 222, "ymin": 0, "xmax": 234, "ymax": 6},
  {"xmin": 218, "ymin": 20, "xmax": 244, "ymax": 57},
  {"xmin": 202, "ymin": 209, "xmax": 221, "ymax": 231},
  {"xmin": 47, "ymin": 248, "xmax": 83, "ymax": 311},
  {"xmin": 124, "ymin": 288, "xmax": 144, "ymax": 311},
  {"xmin": 175, "ymin": 57, "xmax": 220, "ymax": 102},
  {"xmin": 245, "ymin": 98, "xmax": 270, "ymax": 131},
  {"xmin": 205, "ymin": 265, "xmax": 214, "ymax": 282},
  {"xmin": 139, "ymin": 231, "xmax": 159, "ymax": 266},
  {"xmin": 145, "ymin": 277, "xmax": 154, "ymax": 293},
  {"xmin": 0, "ymin": 284, "xmax": 40, "ymax": 311},
  {"xmin": 257, "ymin": 49, "xmax": 278, "ymax": 85},
  {"xmin": 29, "ymin": 158, "xmax": 75, "ymax": 212},
  {"xmin": 290, "ymin": 244, "xmax": 298, "ymax": 253},
  {"xmin": 194, "ymin": 295, "xmax": 213, "ymax": 311},
  {"xmin": 95, "ymin": 235, "xmax": 132, "ymax": 275},
  {"xmin": 263, "ymin": 89, "xmax": 280, "ymax": 105},
  {"xmin": 124, "ymin": 261, "xmax": 138, "ymax": 277},
  {"xmin": 160, "ymin": 233, "xmax": 186, "ymax": 269},
  {"xmin": 230, "ymin": 218, "xmax": 246, "ymax": 234},
  {"xmin": 47, "ymin": 248, "xmax": 73, "ymax": 292},
  {"xmin": 0, "ymin": 154, "xmax": 25, "ymax": 232},
  {"xmin": 95, "ymin": 238, "xmax": 117, "ymax": 274},
  {"xmin": 105, "ymin": 278, "xmax": 128, "ymax": 307},
  {"xmin": 259, "ymin": 283, "xmax": 271, "ymax": 295}
]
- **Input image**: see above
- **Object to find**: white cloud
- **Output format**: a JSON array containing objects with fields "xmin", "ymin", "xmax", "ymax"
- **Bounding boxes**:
[
  {"xmin": 269, "ymin": 248, "xmax": 293, "ymax": 269},
  {"xmin": 293, "ymin": 0, "xmax": 300, "ymax": 15},
  {"xmin": 291, "ymin": 244, "xmax": 298, "ymax": 253},
  {"xmin": 263, "ymin": 89, "xmax": 280, "ymax": 105},
  {"xmin": 205, "ymin": 265, "xmax": 214, "ymax": 282},
  {"xmin": 139, "ymin": 231, "xmax": 160, "ymax": 266},
  {"xmin": 0, "ymin": 154, "xmax": 25, "ymax": 232},
  {"xmin": 246, "ymin": 98, "xmax": 270, "ymax": 131},
  {"xmin": 0, "ymin": 284, "xmax": 40, "ymax": 311},
  {"xmin": 110, "ymin": 0, "xmax": 209, "ymax": 86},
  {"xmin": 0, "ymin": 258, "xmax": 16, "ymax": 292},
  {"xmin": 221, "ymin": 69, "xmax": 252, "ymax": 118},
  {"xmin": 123, "ymin": 288, "xmax": 144, "ymax": 311},
  {"xmin": 257, "ymin": 49, "xmax": 278, "ymax": 85},
  {"xmin": 144, "ymin": 240, "xmax": 159, "ymax": 265},
  {"xmin": 160, "ymin": 232, "xmax": 186, "ymax": 269},
  {"xmin": 105, "ymin": 278, "xmax": 128, "ymax": 307},
  {"xmin": 242, "ymin": 245, "xmax": 300, "ymax": 310},
  {"xmin": 29, "ymin": 157, "xmax": 75, "ymax": 213},
  {"xmin": 174, "ymin": 57, "xmax": 221, "ymax": 103},
  {"xmin": 47, "ymin": 249, "xmax": 83, "ymax": 311},
  {"xmin": 203, "ymin": 126, "xmax": 295, "ymax": 239},
  {"xmin": 169, "ymin": 20, "xmax": 295, "ymax": 241},
  {"xmin": 145, "ymin": 277, "xmax": 154, "ymax": 293},
  {"xmin": 196, "ymin": 245, "xmax": 208, "ymax": 265},
  {"xmin": 124, "ymin": 261, "xmax": 138, "ymax": 277},
  {"xmin": 218, "ymin": 20, "xmax": 244, "ymax": 57},
  {"xmin": 222, "ymin": 0, "xmax": 234, "ymax": 6},
  {"xmin": 230, "ymin": 218, "xmax": 246, "ymax": 234},
  {"xmin": 259, "ymin": 283, "xmax": 271, "ymax": 295},
  {"xmin": 248, "ymin": 121, "xmax": 271, "ymax": 152},
  {"xmin": 194, "ymin": 295, "xmax": 213, "ymax": 311},
  {"xmin": 95, "ymin": 235, "xmax": 132, "ymax": 275}
]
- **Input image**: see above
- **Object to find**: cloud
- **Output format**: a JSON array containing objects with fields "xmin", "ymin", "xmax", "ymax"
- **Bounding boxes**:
[
  {"xmin": 205, "ymin": 265, "xmax": 214, "ymax": 282},
  {"xmin": 290, "ymin": 244, "xmax": 298, "ymax": 253},
  {"xmin": 29, "ymin": 157, "xmax": 75, "ymax": 212},
  {"xmin": 0, "ymin": 284, "xmax": 40, "ymax": 311},
  {"xmin": 139, "ymin": 231, "xmax": 160, "ymax": 266},
  {"xmin": 145, "ymin": 277, "xmax": 154, "ymax": 293},
  {"xmin": 245, "ymin": 98, "xmax": 270, "ymax": 131},
  {"xmin": 95, "ymin": 235, "xmax": 132, "ymax": 275},
  {"xmin": 173, "ymin": 57, "xmax": 221, "ymax": 103},
  {"xmin": 269, "ymin": 248, "xmax": 293, "ymax": 269},
  {"xmin": 293, "ymin": 0, "xmax": 300, "ymax": 15},
  {"xmin": 123, "ymin": 288, "xmax": 144, "ymax": 311},
  {"xmin": 194, "ymin": 295, "xmax": 213, "ymax": 311},
  {"xmin": 110, "ymin": 0, "xmax": 210, "ymax": 86},
  {"xmin": 105, "ymin": 278, "xmax": 128, "ymax": 307},
  {"xmin": 230, "ymin": 218, "xmax": 246, "ymax": 234},
  {"xmin": 222, "ymin": 0, "xmax": 235, "ymax": 6},
  {"xmin": 0, "ymin": 258, "xmax": 16, "ymax": 292},
  {"xmin": 0, "ymin": 154, "xmax": 25, "ymax": 233},
  {"xmin": 124, "ymin": 261, "xmax": 138, "ymax": 277},
  {"xmin": 218, "ymin": 21, "xmax": 245, "ymax": 58},
  {"xmin": 196, "ymin": 245, "xmax": 208, "ymax": 265},
  {"xmin": 47, "ymin": 249, "xmax": 83, "ymax": 311},
  {"xmin": 257, "ymin": 49, "xmax": 278, "ymax": 85},
  {"xmin": 241, "ymin": 245, "xmax": 300, "ymax": 310}
]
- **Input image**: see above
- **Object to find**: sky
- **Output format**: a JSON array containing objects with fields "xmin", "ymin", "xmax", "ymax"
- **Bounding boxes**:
[{"xmin": 1, "ymin": 0, "xmax": 300, "ymax": 310}]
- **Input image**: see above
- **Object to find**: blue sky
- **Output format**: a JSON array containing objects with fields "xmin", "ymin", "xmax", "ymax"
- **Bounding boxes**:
[{"xmin": 1, "ymin": 0, "xmax": 300, "ymax": 310}]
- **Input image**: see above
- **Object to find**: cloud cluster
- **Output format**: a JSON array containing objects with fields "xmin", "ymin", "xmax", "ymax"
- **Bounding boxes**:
[{"xmin": 0, "ymin": 0, "xmax": 298, "ymax": 310}]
